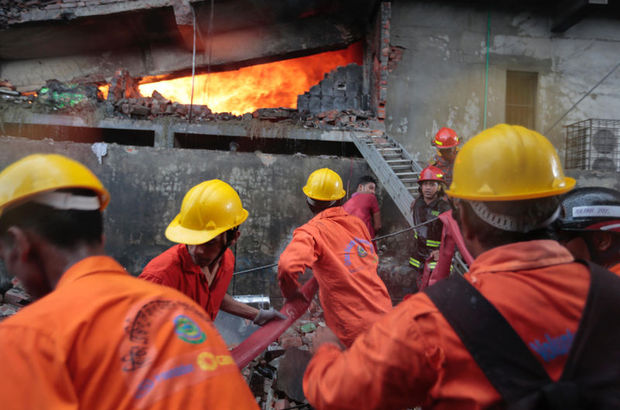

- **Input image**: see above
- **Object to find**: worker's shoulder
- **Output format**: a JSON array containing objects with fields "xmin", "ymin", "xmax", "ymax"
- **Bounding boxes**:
[
  {"xmin": 0, "ymin": 301, "xmax": 54, "ymax": 338},
  {"xmin": 436, "ymin": 197, "xmax": 450, "ymax": 210},
  {"xmin": 141, "ymin": 244, "xmax": 185, "ymax": 274},
  {"xmin": 397, "ymin": 291, "xmax": 443, "ymax": 318},
  {"xmin": 315, "ymin": 209, "xmax": 368, "ymax": 232},
  {"xmin": 0, "ymin": 286, "xmax": 83, "ymax": 342},
  {"xmin": 369, "ymin": 293, "xmax": 450, "ymax": 345},
  {"xmin": 0, "ymin": 276, "xmax": 208, "ymax": 339}
]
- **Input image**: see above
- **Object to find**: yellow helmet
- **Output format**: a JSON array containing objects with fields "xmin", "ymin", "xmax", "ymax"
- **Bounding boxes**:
[
  {"xmin": 302, "ymin": 168, "xmax": 346, "ymax": 201},
  {"xmin": 165, "ymin": 179, "xmax": 249, "ymax": 245},
  {"xmin": 446, "ymin": 124, "xmax": 575, "ymax": 201},
  {"xmin": 0, "ymin": 153, "xmax": 109, "ymax": 216}
]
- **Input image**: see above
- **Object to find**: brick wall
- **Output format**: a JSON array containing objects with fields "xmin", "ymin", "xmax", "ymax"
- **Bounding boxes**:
[{"xmin": 297, "ymin": 64, "xmax": 367, "ymax": 115}]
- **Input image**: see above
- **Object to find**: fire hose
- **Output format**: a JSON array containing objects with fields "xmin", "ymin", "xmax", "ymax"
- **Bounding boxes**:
[
  {"xmin": 231, "ymin": 276, "xmax": 319, "ymax": 369},
  {"xmin": 418, "ymin": 210, "xmax": 474, "ymax": 290}
]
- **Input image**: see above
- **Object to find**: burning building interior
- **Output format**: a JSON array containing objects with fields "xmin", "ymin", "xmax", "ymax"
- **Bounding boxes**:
[{"xmin": 1, "ymin": 0, "xmax": 620, "ymax": 408}]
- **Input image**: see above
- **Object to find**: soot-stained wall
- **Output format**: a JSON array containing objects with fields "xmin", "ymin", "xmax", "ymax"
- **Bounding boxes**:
[
  {"xmin": 0, "ymin": 136, "xmax": 410, "ymax": 304},
  {"xmin": 386, "ymin": 2, "xmax": 620, "ymax": 162}
]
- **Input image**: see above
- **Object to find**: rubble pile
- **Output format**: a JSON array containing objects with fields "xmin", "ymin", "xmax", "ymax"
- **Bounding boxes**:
[
  {"xmin": 0, "ymin": 79, "xmax": 33, "ymax": 105},
  {"xmin": 0, "ymin": 0, "xmax": 57, "ymax": 28},
  {"xmin": 0, "ymin": 278, "xmax": 31, "ymax": 321},
  {"xmin": 0, "ymin": 68, "xmax": 380, "ymax": 131}
]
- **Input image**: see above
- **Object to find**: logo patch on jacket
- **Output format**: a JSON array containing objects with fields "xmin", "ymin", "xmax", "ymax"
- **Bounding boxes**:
[
  {"xmin": 174, "ymin": 315, "xmax": 206, "ymax": 344},
  {"xmin": 344, "ymin": 237, "xmax": 377, "ymax": 274},
  {"xmin": 528, "ymin": 328, "xmax": 574, "ymax": 362},
  {"xmin": 357, "ymin": 245, "xmax": 368, "ymax": 257}
]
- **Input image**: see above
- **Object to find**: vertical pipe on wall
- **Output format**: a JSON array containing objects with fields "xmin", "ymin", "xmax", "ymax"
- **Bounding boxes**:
[
  {"xmin": 204, "ymin": 0, "xmax": 215, "ymax": 108},
  {"xmin": 483, "ymin": 11, "xmax": 491, "ymax": 130},
  {"xmin": 189, "ymin": 9, "xmax": 197, "ymax": 122}
]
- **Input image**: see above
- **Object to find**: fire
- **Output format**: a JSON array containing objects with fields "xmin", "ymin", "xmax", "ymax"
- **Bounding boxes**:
[
  {"xmin": 98, "ymin": 84, "xmax": 109, "ymax": 100},
  {"xmin": 138, "ymin": 42, "xmax": 362, "ymax": 115}
]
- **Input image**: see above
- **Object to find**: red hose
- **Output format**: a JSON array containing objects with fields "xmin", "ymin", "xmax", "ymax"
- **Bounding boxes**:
[{"xmin": 231, "ymin": 277, "xmax": 319, "ymax": 369}]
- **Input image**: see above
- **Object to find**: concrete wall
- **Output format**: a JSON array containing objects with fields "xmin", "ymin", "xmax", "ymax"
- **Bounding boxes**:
[
  {"xmin": 386, "ymin": 2, "xmax": 620, "ymax": 162},
  {"xmin": 0, "ymin": 135, "xmax": 409, "ymax": 303},
  {"xmin": 566, "ymin": 169, "xmax": 620, "ymax": 192}
]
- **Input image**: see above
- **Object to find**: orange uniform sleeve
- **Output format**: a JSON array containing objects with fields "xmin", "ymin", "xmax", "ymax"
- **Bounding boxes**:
[
  {"xmin": 278, "ymin": 228, "xmax": 319, "ymax": 299},
  {"xmin": 303, "ymin": 302, "xmax": 441, "ymax": 409},
  {"xmin": 0, "ymin": 325, "xmax": 78, "ymax": 409}
]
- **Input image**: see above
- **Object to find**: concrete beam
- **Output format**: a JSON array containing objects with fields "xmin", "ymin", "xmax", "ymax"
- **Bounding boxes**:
[
  {"xmin": 0, "ymin": 108, "xmax": 356, "ymax": 148},
  {"xmin": 551, "ymin": 0, "xmax": 608, "ymax": 33},
  {"xmin": 4, "ymin": 0, "xmax": 173, "ymax": 24}
]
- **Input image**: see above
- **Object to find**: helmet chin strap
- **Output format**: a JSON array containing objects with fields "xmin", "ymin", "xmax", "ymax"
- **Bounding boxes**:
[{"xmin": 212, "ymin": 227, "xmax": 238, "ymax": 266}]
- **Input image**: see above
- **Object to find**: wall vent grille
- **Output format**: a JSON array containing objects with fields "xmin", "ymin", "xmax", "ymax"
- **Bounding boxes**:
[{"xmin": 565, "ymin": 119, "xmax": 620, "ymax": 172}]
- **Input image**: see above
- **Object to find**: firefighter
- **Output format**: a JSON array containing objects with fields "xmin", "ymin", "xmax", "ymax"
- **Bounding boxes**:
[
  {"xmin": 408, "ymin": 165, "xmax": 450, "ymax": 289},
  {"xmin": 302, "ymin": 125, "xmax": 620, "ymax": 409},
  {"xmin": 278, "ymin": 168, "xmax": 392, "ymax": 347},
  {"xmin": 430, "ymin": 127, "xmax": 460, "ymax": 187},
  {"xmin": 554, "ymin": 186, "xmax": 620, "ymax": 274},
  {"xmin": 0, "ymin": 154, "xmax": 258, "ymax": 409},
  {"xmin": 140, "ymin": 179, "xmax": 285, "ymax": 325}
]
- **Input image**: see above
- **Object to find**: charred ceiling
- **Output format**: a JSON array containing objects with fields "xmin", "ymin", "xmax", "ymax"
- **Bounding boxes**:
[{"xmin": 0, "ymin": 0, "xmax": 378, "ymax": 90}]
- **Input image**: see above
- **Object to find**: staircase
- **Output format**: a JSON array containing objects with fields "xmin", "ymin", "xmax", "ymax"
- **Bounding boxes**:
[
  {"xmin": 350, "ymin": 130, "xmax": 469, "ymax": 273},
  {"xmin": 350, "ymin": 131, "xmax": 424, "ymax": 226}
]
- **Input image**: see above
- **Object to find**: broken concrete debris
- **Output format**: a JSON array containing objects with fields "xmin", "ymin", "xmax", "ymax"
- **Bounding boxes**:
[
  {"xmin": 37, "ymin": 79, "xmax": 101, "ymax": 110},
  {"xmin": 0, "ymin": 278, "xmax": 31, "ymax": 322},
  {"xmin": 1, "ymin": 67, "xmax": 380, "ymax": 130}
]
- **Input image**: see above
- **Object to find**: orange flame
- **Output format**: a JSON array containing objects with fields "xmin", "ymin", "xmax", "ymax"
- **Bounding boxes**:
[
  {"xmin": 138, "ymin": 42, "xmax": 362, "ymax": 115},
  {"xmin": 98, "ymin": 84, "xmax": 109, "ymax": 100}
]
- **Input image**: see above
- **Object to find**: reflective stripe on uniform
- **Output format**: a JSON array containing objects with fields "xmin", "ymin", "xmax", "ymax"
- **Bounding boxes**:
[
  {"xmin": 426, "ymin": 239, "xmax": 441, "ymax": 248},
  {"xmin": 428, "ymin": 262, "xmax": 437, "ymax": 270},
  {"xmin": 409, "ymin": 257, "xmax": 421, "ymax": 268}
]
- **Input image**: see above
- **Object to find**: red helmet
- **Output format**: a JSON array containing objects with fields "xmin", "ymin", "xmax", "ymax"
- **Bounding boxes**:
[
  {"xmin": 432, "ymin": 127, "xmax": 460, "ymax": 148},
  {"xmin": 418, "ymin": 165, "xmax": 445, "ymax": 183}
]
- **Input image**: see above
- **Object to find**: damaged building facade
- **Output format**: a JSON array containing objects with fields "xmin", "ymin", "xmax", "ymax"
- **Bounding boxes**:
[
  {"xmin": 2, "ymin": 0, "xmax": 620, "ymax": 302},
  {"xmin": 1, "ymin": 0, "xmax": 620, "ymax": 405},
  {"xmin": 2, "ymin": 0, "xmax": 620, "ymax": 306}
]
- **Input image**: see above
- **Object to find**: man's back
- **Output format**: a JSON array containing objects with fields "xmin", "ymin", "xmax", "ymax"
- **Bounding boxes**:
[
  {"xmin": 279, "ymin": 207, "xmax": 392, "ymax": 347},
  {"xmin": 0, "ymin": 256, "xmax": 257, "ymax": 410},
  {"xmin": 304, "ymin": 240, "xmax": 591, "ymax": 408}
]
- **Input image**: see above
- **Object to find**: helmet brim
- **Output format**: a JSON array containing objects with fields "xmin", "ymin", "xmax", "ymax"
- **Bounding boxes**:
[
  {"xmin": 302, "ymin": 185, "xmax": 346, "ymax": 201},
  {"xmin": 165, "ymin": 208, "xmax": 248, "ymax": 245},
  {"xmin": 446, "ymin": 177, "xmax": 576, "ymax": 201}
]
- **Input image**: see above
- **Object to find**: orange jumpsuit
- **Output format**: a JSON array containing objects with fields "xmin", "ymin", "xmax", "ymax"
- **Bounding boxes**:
[
  {"xmin": 0, "ymin": 256, "xmax": 258, "ymax": 410},
  {"xmin": 140, "ymin": 245, "xmax": 234, "ymax": 320},
  {"xmin": 278, "ymin": 206, "xmax": 392, "ymax": 347},
  {"xmin": 303, "ymin": 240, "xmax": 593, "ymax": 409}
]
